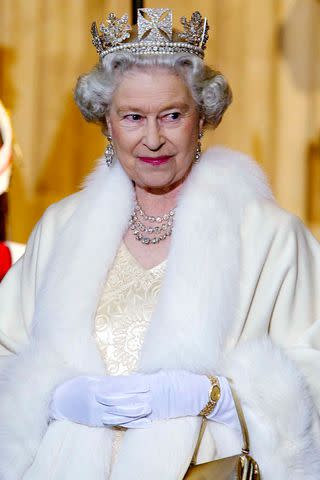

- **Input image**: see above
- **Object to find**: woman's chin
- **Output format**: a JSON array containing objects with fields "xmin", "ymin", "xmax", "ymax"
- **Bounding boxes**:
[{"xmin": 135, "ymin": 171, "xmax": 178, "ymax": 192}]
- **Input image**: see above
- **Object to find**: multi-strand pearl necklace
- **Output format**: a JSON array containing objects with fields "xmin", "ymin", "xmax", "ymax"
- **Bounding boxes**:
[{"xmin": 129, "ymin": 203, "xmax": 175, "ymax": 245}]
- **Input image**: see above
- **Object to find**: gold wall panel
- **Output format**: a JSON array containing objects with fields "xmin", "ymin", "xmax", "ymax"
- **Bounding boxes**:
[{"xmin": 1, "ymin": 0, "xmax": 320, "ymax": 242}]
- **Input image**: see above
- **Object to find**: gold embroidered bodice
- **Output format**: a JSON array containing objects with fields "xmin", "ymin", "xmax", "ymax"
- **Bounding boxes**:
[{"xmin": 94, "ymin": 242, "xmax": 166, "ymax": 473}]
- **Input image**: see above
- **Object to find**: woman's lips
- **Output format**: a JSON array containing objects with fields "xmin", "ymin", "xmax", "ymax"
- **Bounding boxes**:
[{"xmin": 138, "ymin": 155, "xmax": 173, "ymax": 166}]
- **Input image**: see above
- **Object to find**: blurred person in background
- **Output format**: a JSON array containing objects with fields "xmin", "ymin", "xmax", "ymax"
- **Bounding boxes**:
[
  {"xmin": 0, "ymin": 8, "xmax": 319, "ymax": 480},
  {"xmin": 0, "ymin": 100, "xmax": 13, "ymax": 281},
  {"xmin": 0, "ymin": 100, "xmax": 25, "ymax": 282}
]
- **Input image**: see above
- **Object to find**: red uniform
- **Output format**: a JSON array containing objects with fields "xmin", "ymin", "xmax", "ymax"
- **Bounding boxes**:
[{"xmin": 0, "ymin": 242, "xmax": 12, "ymax": 281}]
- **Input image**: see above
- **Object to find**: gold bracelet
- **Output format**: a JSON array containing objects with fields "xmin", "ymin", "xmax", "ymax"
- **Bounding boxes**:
[{"xmin": 199, "ymin": 375, "xmax": 221, "ymax": 417}]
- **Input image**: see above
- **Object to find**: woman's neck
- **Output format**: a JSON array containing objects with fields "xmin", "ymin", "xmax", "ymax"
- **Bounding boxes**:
[{"xmin": 134, "ymin": 182, "xmax": 183, "ymax": 216}]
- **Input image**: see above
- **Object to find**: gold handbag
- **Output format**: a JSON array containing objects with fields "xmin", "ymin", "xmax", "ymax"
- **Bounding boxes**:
[{"xmin": 184, "ymin": 385, "xmax": 260, "ymax": 480}]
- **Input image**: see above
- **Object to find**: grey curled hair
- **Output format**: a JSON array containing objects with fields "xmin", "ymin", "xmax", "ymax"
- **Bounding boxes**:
[{"xmin": 73, "ymin": 52, "xmax": 233, "ymax": 132}]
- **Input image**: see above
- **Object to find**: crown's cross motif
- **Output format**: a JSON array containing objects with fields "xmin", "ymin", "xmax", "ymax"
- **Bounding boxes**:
[{"xmin": 138, "ymin": 8, "xmax": 173, "ymax": 42}]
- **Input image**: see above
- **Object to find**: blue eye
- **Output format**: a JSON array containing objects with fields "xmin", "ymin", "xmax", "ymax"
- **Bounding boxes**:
[
  {"xmin": 166, "ymin": 112, "xmax": 181, "ymax": 120},
  {"xmin": 125, "ymin": 114, "xmax": 142, "ymax": 121}
]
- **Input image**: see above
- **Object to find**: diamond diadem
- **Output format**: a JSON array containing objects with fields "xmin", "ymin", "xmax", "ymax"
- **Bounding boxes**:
[{"xmin": 91, "ymin": 8, "xmax": 209, "ymax": 58}]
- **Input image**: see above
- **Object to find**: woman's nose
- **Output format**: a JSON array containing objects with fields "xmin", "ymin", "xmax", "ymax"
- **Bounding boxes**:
[{"xmin": 143, "ymin": 119, "xmax": 164, "ymax": 151}]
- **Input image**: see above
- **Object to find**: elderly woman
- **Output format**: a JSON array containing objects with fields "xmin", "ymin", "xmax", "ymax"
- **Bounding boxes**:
[{"xmin": 0, "ymin": 8, "xmax": 319, "ymax": 480}]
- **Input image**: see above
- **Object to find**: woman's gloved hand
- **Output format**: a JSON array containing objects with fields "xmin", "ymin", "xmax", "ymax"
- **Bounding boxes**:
[
  {"xmin": 49, "ymin": 370, "xmax": 239, "ymax": 430},
  {"xmin": 96, "ymin": 370, "xmax": 212, "ymax": 426},
  {"xmin": 49, "ymin": 375, "xmax": 151, "ymax": 427}
]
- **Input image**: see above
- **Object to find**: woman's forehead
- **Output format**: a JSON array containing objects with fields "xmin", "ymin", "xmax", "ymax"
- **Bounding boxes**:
[{"xmin": 112, "ymin": 70, "xmax": 194, "ymax": 112}]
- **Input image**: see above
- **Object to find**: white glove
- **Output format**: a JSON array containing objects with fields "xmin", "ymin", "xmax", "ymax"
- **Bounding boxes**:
[
  {"xmin": 49, "ymin": 375, "xmax": 151, "ymax": 428},
  {"xmin": 49, "ymin": 371, "xmax": 240, "ymax": 431},
  {"xmin": 95, "ymin": 370, "xmax": 211, "ymax": 427}
]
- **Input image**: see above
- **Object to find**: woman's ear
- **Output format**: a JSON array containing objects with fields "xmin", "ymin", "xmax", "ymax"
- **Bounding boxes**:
[{"xmin": 105, "ymin": 117, "xmax": 112, "ymax": 137}]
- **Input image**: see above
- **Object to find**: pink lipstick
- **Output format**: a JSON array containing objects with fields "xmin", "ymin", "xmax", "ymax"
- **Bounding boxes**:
[{"xmin": 138, "ymin": 155, "xmax": 172, "ymax": 166}]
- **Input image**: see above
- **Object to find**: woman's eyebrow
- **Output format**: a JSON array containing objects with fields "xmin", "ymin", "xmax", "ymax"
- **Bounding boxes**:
[
  {"xmin": 117, "ymin": 102, "xmax": 190, "ymax": 114},
  {"xmin": 160, "ymin": 102, "xmax": 190, "ymax": 112},
  {"xmin": 117, "ymin": 106, "xmax": 144, "ymax": 114}
]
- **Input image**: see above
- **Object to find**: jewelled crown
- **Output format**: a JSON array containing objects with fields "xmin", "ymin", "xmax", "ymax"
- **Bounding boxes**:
[{"xmin": 91, "ymin": 8, "xmax": 209, "ymax": 59}]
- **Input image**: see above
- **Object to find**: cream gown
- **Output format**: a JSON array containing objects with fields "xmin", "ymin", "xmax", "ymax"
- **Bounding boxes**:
[{"xmin": 94, "ymin": 242, "xmax": 166, "ymax": 474}]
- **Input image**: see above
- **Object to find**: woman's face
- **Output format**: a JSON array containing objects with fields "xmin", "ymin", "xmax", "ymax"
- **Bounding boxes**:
[{"xmin": 107, "ymin": 68, "xmax": 203, "ymax": 192}]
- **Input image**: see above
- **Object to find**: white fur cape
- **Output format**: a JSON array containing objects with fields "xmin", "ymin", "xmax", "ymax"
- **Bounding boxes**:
[{"xmin": 0, "ymin": 146, "xmax": 319, "ymax": 479}]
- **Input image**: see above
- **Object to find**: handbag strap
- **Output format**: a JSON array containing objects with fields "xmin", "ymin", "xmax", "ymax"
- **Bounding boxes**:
[
  {"xmin": 190, "ymin": 416, "xmax": 208, "ymax": 464},
  {"xmin": 191, "ymin": 380, "xmax": 250, "ymax": 464},
  {"xmin": 230, "ymin": 382, "xmax": 250, "ymax": 454}
]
